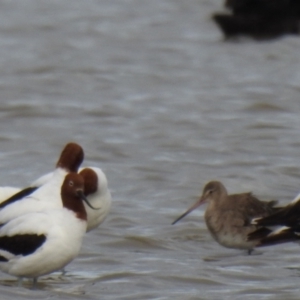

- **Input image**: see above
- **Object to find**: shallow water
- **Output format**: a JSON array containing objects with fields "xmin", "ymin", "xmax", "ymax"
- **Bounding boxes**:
[{"xmin": 0, "ymin": 0, "xmax": 300, "ymax": 299}]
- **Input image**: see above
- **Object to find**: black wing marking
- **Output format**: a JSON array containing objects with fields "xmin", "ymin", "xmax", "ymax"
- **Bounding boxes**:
[
  {"xmin": 0, "ymin": 234, "xmax": 46, "ymax": 257},
  {"xmin": 255, "ymin": 228, "xmax": 300, "ymax": 247},
  {"xmin": 247, "ymin": 227, "xmax": 273, "ymax": 241},
  {"xmin": 0, "ymin": 187, "xmax": 38, "ymax": 210},
  {"xmin": 253, "ymin": 202, "xmax": 300, "ymax": 228}
]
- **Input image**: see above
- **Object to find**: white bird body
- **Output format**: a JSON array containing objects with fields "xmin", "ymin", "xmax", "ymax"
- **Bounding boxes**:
[
  {"xmin": 0, "ymin": 168, "xmax": 67, "ymax": 225},
  {"xmin": 0, "ymin": 143, "xmax": 84, "ymax": 225},
  {"xmin": 0, "ymin": 208, "xmax": 86, "ymax": 278},
  {"xmin": 0, "ymin": 166, "xmax": 111, "ymax": 232},
  {"xmin": 81, "ymin": 167, "xmax": 112, "ymax": 232},
  {"xmin": 30, "ymin": 171, "xmax": 54, "ymax": 187},
  {"xmin": 0, "ymin": 172, "xmax": 89, "ymax": 283},
  {"xmin": 0, "ymin": 187, "xmax": 21, "ymax": 202}
]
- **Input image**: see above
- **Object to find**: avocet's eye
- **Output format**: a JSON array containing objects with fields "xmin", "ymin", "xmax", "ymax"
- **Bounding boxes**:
[{"xmin": 69, "ymin": 181, "xmax": 74, "ymax": 187}]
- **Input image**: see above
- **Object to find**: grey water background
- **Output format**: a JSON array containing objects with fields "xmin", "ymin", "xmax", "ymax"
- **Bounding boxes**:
[{"xmin": 0, "ymin": 0, "xmax": 300, "ymax": 299}]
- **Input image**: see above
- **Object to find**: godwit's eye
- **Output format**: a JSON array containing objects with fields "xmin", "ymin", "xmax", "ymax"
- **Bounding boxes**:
[{"xmin": 69, "ymin": 181, "xmax": 74, "ymax": 187}]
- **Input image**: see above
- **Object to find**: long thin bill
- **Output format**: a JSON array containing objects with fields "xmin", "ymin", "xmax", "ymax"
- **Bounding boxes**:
[
  {"xmin": 77, "ymin": 190, "xmax": 100, "ymax": 210},
  {"xmin": 172, "ymin": 199, "xmax": 203, "ymax": 225}
]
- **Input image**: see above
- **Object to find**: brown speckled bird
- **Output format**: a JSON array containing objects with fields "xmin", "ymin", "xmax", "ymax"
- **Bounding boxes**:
[{"xmin": 173, "ymin": 181, "xmax": 279, "ymax": 254}]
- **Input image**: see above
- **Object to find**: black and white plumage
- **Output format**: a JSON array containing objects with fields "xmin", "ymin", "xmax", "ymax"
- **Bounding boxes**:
[
  {"xmin": 0, "ymin": 143, "xmax": 84, "ymax": 225},
  {"xmin": 0, "ymin": 173, "xmax": 91, "ymax": 286},
  {"xmin": 0, "ymin": 166, "xmax": 111, "ymax": 233},
  {"xmin": 250, "ymin": 193, "xmax": 300, "ymax": 246},
  {"xmin": 0, "ymin": 144, "xmax": 111, "ymax": 233}
]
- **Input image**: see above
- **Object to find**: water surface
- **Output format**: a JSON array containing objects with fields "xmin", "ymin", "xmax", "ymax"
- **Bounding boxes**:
[{"xmin": 0, "ymin": 1, "xmax": 300, "ymax": 299}]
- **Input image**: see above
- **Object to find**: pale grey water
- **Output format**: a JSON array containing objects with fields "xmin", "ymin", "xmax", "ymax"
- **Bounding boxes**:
[{"xmin": 0, "ymin": 0, "xmax": 299, "ymax": 299}]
